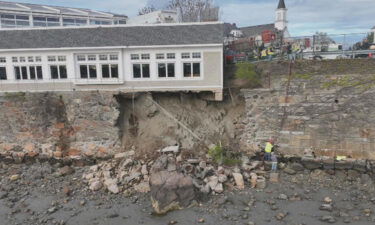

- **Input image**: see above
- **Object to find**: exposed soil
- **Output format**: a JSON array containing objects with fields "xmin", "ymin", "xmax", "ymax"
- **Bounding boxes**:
[{"xmin": 1, "ymin": 161, "xmax": 375, "ymax": 225}]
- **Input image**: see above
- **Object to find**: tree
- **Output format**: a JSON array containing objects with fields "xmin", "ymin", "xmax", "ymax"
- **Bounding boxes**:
[
  {"xmin": 138, "ymin": 5, "xmax": 156, "ymax": 16},
  {"xmin": 167, "ymin": 0, "xmax": 219, "ymax": 22}
]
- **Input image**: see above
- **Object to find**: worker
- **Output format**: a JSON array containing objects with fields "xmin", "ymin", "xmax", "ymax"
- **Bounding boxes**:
[{"xmin": 264, "ymin": 139, "xmax": 274, "ymax": 161}]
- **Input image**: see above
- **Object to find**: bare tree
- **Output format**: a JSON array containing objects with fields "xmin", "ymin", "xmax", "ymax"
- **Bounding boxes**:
[
  {"xmin": 167, "ymin": 0, "xmax": 219, "ymax": 22},
  {"xmin": 138, "ymin": 5, "xmax": 156, "ymax": 16}
]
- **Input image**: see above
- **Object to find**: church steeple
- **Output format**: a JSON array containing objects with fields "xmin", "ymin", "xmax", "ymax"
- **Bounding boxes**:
[
  {"xmin": 277, "ymin": 0, "xmax": 286, "ymax": 9},
  {"xmin": 275, "ymin": 0, "xmax": 287, "ymax": 31}
]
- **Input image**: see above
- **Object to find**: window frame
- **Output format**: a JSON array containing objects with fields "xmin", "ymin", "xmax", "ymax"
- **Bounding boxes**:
[{"xmin": 132, "ymin": 63, "xmax": 150, "ymax": 79}]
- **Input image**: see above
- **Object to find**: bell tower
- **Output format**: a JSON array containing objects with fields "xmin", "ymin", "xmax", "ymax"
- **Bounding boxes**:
[{"xmin": 275, "ymin": 0, "xmax": 287, "ymax": 31}]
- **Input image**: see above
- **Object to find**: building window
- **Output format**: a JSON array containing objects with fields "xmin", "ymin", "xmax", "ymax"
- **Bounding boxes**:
[
  {"xmin": 183, "ymin": 63, "xmax": 201, "ymax": 77},
  {"xmin": 109, "ymin": 54, "xmax": 118, "ymax": 61},
  {"xmin": 33, "ymin": 16, "xmax": 60, "ymax": 27},
  {"xmin": 0, "ymin": 67, "xmax": 7, "ymax": 80},
  {"xmin": 19, "ymin": 57, "xmax": 26, "ymax": 62},
  {"xmin": 12, "ymin": 57, "xmax": 17, "ymax": 63},
  {"xmin": 48, "ymin": 56, "xmax": 56, "ymax": 62},
  {"xmin": 0, "ymin": 14, "xmax": 30, "ymax": 28},
  {"xmin": 192, "ymin": 52, "xmax": 201, "ymax": 58},
  {"xmin": 167, "ymin": 53, "xmax": 175, "ymax": 59},
  {"xmin": 182, "ymin": 53, "xmax": 190, "ymax": 59},
  {"xmin": 79, "ymin": 65, "xmax": 97, "ymax": 79},
  {"xmin": 90, "ymin": 20, "xmax": 111, "ymax": 25},
  {"xmin": 131, "ymin": 54, "xmax": 139, "ymax": 60},
  {"xmin": 77, "ymin": 55, "xmax": 86, "ymax": 61},
  {"xmin": 88, "ymin": 55, "xmax": 96, "ymax": 61},
  {"xmin": 58, "ymin": 56, "xmax": 66, "ymax": 62},
  {"xmin": 28, "ymin": 56, "xmax": 34, "ymax": 62},
  {"xmin": 14, "ymin": 66, "xmax": 42, "ymax": 80},
  {"xmin": 50, "ymin": 65, "xmax": 67, "ymax": 79},
  {"xmin": 99, "ymin": 55, "xmax": 108, "ymax": 61},
  {"xmin": 158, "ymin": 63, "xmax": 175, "ymax": 78},
  {"xmin": 102, "ymin": 64, "xmax": 119, "ymax": 78},
  {"xmin": 133, "ymin": 64, "xmax": 150, "ymax": 78},
  {"xmin": 141, "ymin": 54, "xmax": 150, "ymax": 60},
  {"xmin": 63, "ymin": 18, "xmax": 87, "ymax": 26},
  {"xmin": 156, "ymin": 54, "xmax": 165, "ymax": 59},
  {"xmin": 0, "ymin": 57, "xmax": 6, "ymax": 63},
  {"xmin": 35, "ymin": 56, "xmax": 42, "ymax": 62}
]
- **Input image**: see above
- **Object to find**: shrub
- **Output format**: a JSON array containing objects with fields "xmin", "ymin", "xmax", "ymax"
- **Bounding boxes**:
[
  {"xmin": 235, "ymin": 62, "xmax": 262, "ymax": 87},
  {"xmin": 208, "ymin": 144, "xmax": 241, "ymax": 166}
]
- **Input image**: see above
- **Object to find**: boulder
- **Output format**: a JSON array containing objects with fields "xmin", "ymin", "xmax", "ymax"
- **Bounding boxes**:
[
  {"xmin": 150, "ymin": 170, "xmax": 195, "ymax": 215},
  {"xmin": 232, "ymin": 173, "xmax": 245, "ymax": 190},
  {"xmin": 134, "ymin": 182, "xmax": 151, "ymax": 193},
  {"xmin": 290, "ymin": 162, "xmax": 304, "ymax": 171}
]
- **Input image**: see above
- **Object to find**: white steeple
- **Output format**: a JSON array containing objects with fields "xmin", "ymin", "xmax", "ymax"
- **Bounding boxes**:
[{"xmin": 275, "ymin": 0, "xmax": 287, "ymax": 31}]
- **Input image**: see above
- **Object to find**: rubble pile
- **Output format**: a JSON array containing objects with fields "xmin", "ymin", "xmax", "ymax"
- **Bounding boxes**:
[{"xmin": 81, "ymin": 146, "xmax": 270, "ymax": 197}]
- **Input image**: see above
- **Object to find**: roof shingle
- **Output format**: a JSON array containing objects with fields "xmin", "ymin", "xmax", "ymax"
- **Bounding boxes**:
[{"xmin": 0, "ymin": 23, "xmax": 224, "ymax": 50}]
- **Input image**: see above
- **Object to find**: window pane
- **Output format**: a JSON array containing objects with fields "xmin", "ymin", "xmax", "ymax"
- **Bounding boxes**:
[
  {"xmin": 48, "ymin": 56, "xmax": 56, "ymax": 62},
  {"xmin": 29, "ymin": 66, "xmax": 36, "ymax": 79},
  {"xmin": 131, "ymin": 54, "xmax": 139, "ymax": 60},
  {"xmin": 59, "ymin": 65, "xmax": 67, "ymax": 79},
  {"xmin": 35, "ymin": 56, "xmax": 42, "ymax": 62},
  {"xmin": 36, "ymin": 66, "xmax": 43, "ymax": 79},
  {"xmin": 16, "ymin": 15, "xmax": 29, "ymax": 20},
  {"xmin": 167, "ymin": 63, "xmax": 175, "ymax": 77},
  {"xmin": 102, "ymin": 64, "xmax": 110, "ymax": 78},
  {"xmin": 0, "ymin": 67, "xmax": 7, "ymax": 80},
  {"xmin": 141, "ymin": 54, "xmax": 150, "ymax": 60},
  {"xmin": 182, "ymin": 53, "xmax": 190, "ymax": 59},
  {"xmin": 133, "ymin": 64, "xmax": 141, "ymax": 78},
  {"xmin": 109, "ymin": 54, "xmax": 118, "ymax": 60},
  {"xmin": 28, "ymin": 56, "xmax": 34, "ymax": 62},
  {"xmin": 47, "ymin": 17, "xmax": 59, "ymax": 22},
  {"xmin": 89, "ymin": 65, "xmax": 97, "ymax": 78},
  {"xmin": 77, "ymin": 55, "xmax": 86, "ymax": 61},
  {"xmin": 50, "ymin": 65, "xmax": 59, "ymax": 79},
  {"xmin": 192, "ymin": 52, "xmax": 201, "ymax": 58},
  {"xmin": 111, "ymin": 64, "xmax": 118, "ymax": 78},
  {"xmin": 158, "ymin": 63, "xmax": 166, "ymax": 78},
  {"xmin": 20, "ymin": 57, "xmax": 26, "ymax": 62},
  {"xmin": 14, "ymin": 67, "xmax": 21, "ymax": 80},
  {"xmin": 21, "ymin": 66, "xmax": 27, "ymax": 79},
  {"xmin": 156, "ymin": 54, "xmax": 164, "ymax": 59},
  {"xmin": 33, "ymin": 21, "xmax": 46, "ymax": 27},
  {"xmin": 142, "ymin": 64, "xmax": 150, "ymax": 78},
  {"xmin": 33, "ymin": 16, "xmax": 45, "ymax": 21},
  {"xmin": 0, "ymin": 57, "xmax": 6, "ymax": 63},
  {"xmin": 99, "ymin": 55, "xmax": 108, "ymax": 61},
  {"xmin": 183, "ymin": 63, "xmax": 191, "ymax": 77},
  {"xmin": 167, "ymin": 53, "xmax": 175, "ymax": 59},
  {"xmin": 193, "ymin": 63, "xmax": 200, "ymax": 77},
  {"xmin": 58, "ymin": 56, "xmax": 66, "ymax": 62},
  {"xmin": 16, "ymin": 20, "xmax": 29, "ymax": 26},
  {"xmin": 80, "ymin": 65, "xmax": 88, "ymax": 78},
  {"xmin": 88, "ymin": 55, "xmax": 96, "ymax": 61}
]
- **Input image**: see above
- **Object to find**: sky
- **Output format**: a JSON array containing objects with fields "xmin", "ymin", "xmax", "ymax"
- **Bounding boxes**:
[{"xmin": 4, "ymin": 0, "xmax": 375, "ymax": 36}]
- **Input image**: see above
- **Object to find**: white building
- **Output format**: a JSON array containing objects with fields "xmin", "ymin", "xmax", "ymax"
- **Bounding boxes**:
[
  {"xmin": 127, "ymin": 10, "xmax": 178, "ymax": 24},
  {"xmin": 0, "ymin": 0, "xmax": 127, "ymax": 29},
  {"xmin": 0, "ymin": 22, "xmax": 224, "ymax": 100}
]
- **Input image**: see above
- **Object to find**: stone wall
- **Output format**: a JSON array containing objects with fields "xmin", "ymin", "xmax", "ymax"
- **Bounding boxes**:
[
  {"xmin": 240, "ymin": 59, "xmax": 375, "ymax": 160},
  {"xmin": 0, "ymin": 92, "xmax": 120, "ymax": 161}
]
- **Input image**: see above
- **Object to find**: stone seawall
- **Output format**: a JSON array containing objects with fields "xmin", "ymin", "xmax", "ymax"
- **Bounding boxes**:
[
  {"xmin": 0, "ymin": 92, "xmax": 120, "ymax": 162},
  {"xmin": 240, "ymin": 59, "xmax": 375, "ymax": 159}
]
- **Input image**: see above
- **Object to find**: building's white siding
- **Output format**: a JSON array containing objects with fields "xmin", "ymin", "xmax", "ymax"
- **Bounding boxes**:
[
  {"xmin": 127, "ymin": 11, "xmax": 178, "ymax": 24},
  {"xmin": 0, "ymin": 45, "xmax": 223, "ymax": 100}
]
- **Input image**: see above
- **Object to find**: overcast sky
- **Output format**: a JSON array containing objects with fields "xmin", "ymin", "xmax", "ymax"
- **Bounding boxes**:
[{"xmin": 5, "ymin": 0, "xmax": 375, "ymax": 36}]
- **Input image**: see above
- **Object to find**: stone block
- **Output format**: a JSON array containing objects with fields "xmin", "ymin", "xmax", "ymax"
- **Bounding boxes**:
[
  {"xmin": 270, "ymin": 173, "xmax": 279, "ymax": 183},
  {"xmin": 301, "ymin": 157, "xmax": 322, "ymax": 170}
]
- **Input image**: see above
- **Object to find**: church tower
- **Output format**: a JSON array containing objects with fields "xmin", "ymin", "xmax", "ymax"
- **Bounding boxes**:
[{"xmin": 275, "ymin": 0, "xmax": 287, "ymax": 31}]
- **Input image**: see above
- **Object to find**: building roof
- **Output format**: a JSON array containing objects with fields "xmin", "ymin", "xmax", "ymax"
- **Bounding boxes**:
[
  {"xmin": 223, "ymin": 23, "xmax": 238, "ymax": 36},
  {"xmin": 0, "ymin": 0, "xmax": 127, "ymax": 18},
  {"xmin": 240, "ymin": 24, "xmax": 275, "ymax": 37},
  {"xmin": 277, "ymin": 0, "xmax": 286, "ymax": 9},
  {"xmin": 0, "ymin": 23, "xmax": 224, "ymax": 50}
]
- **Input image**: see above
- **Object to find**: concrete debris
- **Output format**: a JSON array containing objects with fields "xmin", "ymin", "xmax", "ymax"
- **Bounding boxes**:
[
  {"xmin": 232, "ymin": 173, "xmax": 245, "ymax": 190},
  {"xmin": 159, "ymin": 145, "xmax": 180, "ymax": 154}
]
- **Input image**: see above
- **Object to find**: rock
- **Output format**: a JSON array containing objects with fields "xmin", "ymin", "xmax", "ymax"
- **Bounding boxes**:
[
  {"xmin": 207, "ymin": 176, "xmax": 223, "ymax": 193},
  {"xmin": 278, "ymin": 194, "xmax": 288, "ymax": 200},
  {"xmin": 283, "ymin": 167, "xmax": 296, "ymax": 175},
  {"xmin": 62, "ymin": 186, "xmax": 71, "ymax": 196},
  {"xmin": 168, "ymin": 220, "xmax": 178, "ymax": 225},
  {"xmin": 320, "ymin": 204, "xmax": 333, "ymax": 212},
  {"xmin": 256, "ymin": 176, "xmax": 266, "ymax": 189},
  {"xmin": 134, "ymin": 182, "xmax": 150, "ymax": 193},
  {"xmin": 198, "ymin": 218, "xmax": 205, "ymax": 223},
  {"xmin": 363, "ymin": 208, "xmax": 372, "ymax": 216},
  {"xmin": 270, "ymin": 172, "xmax": 279, "ymax": 183},
  {"xmin": 250, "ymin": 173, "xmax": 257, "ymax": 188},
  {"xmin": 218, "ymin": 174, "xmax": 228, "ymax": 183},
  {"xmin": 324, "ymin": 197, "xmax": 332, "ymax": 204},
  {"xmin": 58, "ymin": 166, "xmax": 75, "ymax": 176},
  {"xmin": 320, "ymin": 215, "xmax": 336, "ymax": 223},
  {"xmin": 276, "ymin": 212, "xmax": 287, "ymax": 220},
  {"xmin": 199, "ymin": 161, "xmax": 207, "ymax": 169},
  {"xmin": 89, "ymin": 180, "xmax": 102, "ymax": 191},
  {"xmin": 150, "ymin": 170, "xmax": 195, "ymax": 215},
  {"xmin": 10, "ymin": 174, "xmax": 20, "ymax": 181},
  {"xmin": 106, "ymin": 213, "xmax": 119, "ymax": 218},
  {"xmin": 290, "ymin": 162, "xmax": 304, "ymax": 171},
  {"xmin": 247, "ymin": 222, "xmax": 255, "ymax": 225},
  {"xmin": 353, "ymin": 160, "xmax": 367, "ymax": 173},
  {"xmin": 122, "ymin": 158, "xmax": 134, "ymax": 167},
  {"xmin": 232, "ymin": 173, "xmax": 245, "ymax": 190},
  {"xmin": 80, "ymin": 200, "xmax": 86, "ymax": 206},
  {"xmin": 141, "ymin": 165, "xmax": 148, "ymax": 175},
  {"xmin": 160, "ymin": 145, "xmax": 180, "ymax": 154},
  {"xmin": 104, "ymin": 179, "xmax": 119, "ymax": 194},
  {"xmin": 301, "ymin": 157, "xmax": 322, "ymax": 170},
  {"xmin": 47, "ymin": 207, "xmax": 58, "ymax": 214}
]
